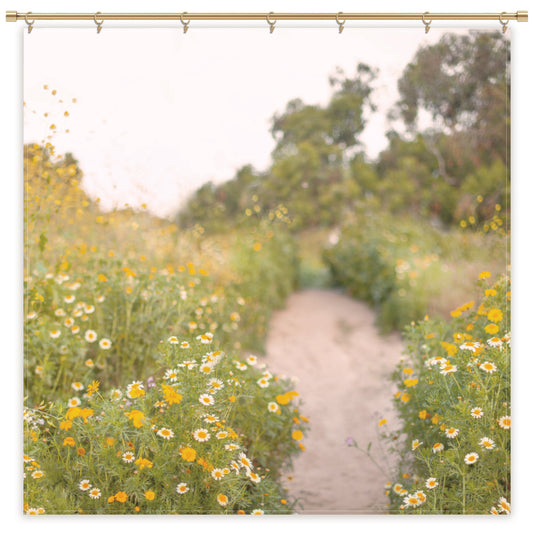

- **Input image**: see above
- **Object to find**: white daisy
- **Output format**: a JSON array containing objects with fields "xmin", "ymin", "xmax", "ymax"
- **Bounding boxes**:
[
  {"xmin": 246, "ymin": 469, "xmax": 261, "ymax": 483},
  {"xmin": 207, "ymin": 378, "xmax": 224, "ymax": 391},
  {"xmin": 444, "ymin": 428, "xmax": 459, "ymax": 439},
  {"xmin": 246, "ymin": 355, "xmax": 258, "ymax": 366},
  {"xmin": 487, "ymin": 337, "xmax": 503, "ymax": 348},
  {"xmin": 403, "ymin": 494, "xmax": 422, "ymax": 508},
  {"xmin": 464, "ymin": 452, "xmax": 479, "ymax": 464},
  {"xmin": 199, "ymin": 394, "xmax": 214, "ymax": 406},
  {"xmin": 238, "ymin": 453, "xmax": 253, "ymax": 470},
  {"xmin": 425, "ymin": 478, "xmax": 438, "ymax": 489},
  {"xmin": 99, "ymin": 338, "xmax": 112, "ymax": 350},
  {"xmin": 79, "ymin": 479, "xmax": 92, "ymax": 491},
  {"xmin": 470, "ymin": 407, "xmax": 484, "ymax": 419},
  {"xmin": 479, "ymin": 437, "xmax": 495, "ymax": 450},
  {"xmin": 411, "ymin": 439, "xmax": 423, "ymax": 451},
  {"xmin": 199, "ymin": 363, "xmax": 213, "ymax": 374},
  {"xmin": 164, "ymin": 368, "xmax": 179, "ymax": 382},
  {"xmin": 257, "ymin": 377, "xmax": 270, "ymax": 388},
  {"xmin": 268, "ymin": 402, "xmax": 280, "ymax": 413},
  {"xmin": 460, "ymin": 341, "xmax": 481, "ymax": 352},
  {"xmin": 196, "ymin": 332, "xmax": 213, "ymax": 344},
  {"xmin": 84, "ymin": 330, "xmax": 97, "ymax": 343},
  {"xmin": 440, "ymin": 362, "xmax": 457, "ymax": 375},
  {"xmin": 193, "ymin": 428, "xmax": 210, "ymax": 442},
  {"xmin": 176, "ymin": 483, "xmax": 189, "ymax": 494},
  {"xmin": 157, "ymin": 428, "xmax": 174, "ymax": 440},
  {"xmin": 89, "ymin": 488, "xmax": 101, "ymax": 499},
  {"xmin": 122, "ymin": 451, "xmax": 135, "ymax": 463},
  {"xmin": 498, "ymin": 415, "xmax": 511, "ymax": 430},
  {"xmin": 480, "ymin": 361, "xmax": 497, "ymax": 374},
  {"xmin": 211, "ymin": 468, "xmax": 225, "ymax": 480},
  {"xmin": 498, "ymin": 496, "xmax": 510, "ymax": 514}
]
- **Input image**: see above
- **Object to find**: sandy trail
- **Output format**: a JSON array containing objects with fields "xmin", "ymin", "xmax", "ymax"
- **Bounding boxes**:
[{"xmin": 263, "ymin": 289, "xmax": 404, "ymax": 514}]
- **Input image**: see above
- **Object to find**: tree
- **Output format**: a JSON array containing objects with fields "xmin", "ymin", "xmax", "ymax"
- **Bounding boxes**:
[
  {"xmin": 382, "ymin": 31, "xmax": 510, "ymax": 224},
  {"xmin": 264, "ymin": 63, "xmax": 378, "ymax": 228},
  {"xmin": 394, "ymin": 31, "xmax": 509, "ymax": 167}
]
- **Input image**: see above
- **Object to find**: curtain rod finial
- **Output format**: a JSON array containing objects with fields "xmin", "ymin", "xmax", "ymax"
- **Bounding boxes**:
[
  {"xmin": 517, "ymin": 10, "xmax": 528, "ymax": 22},
  {"xmin": 6, "ymin": 11, "xmax": 18, "ymax": 22}
]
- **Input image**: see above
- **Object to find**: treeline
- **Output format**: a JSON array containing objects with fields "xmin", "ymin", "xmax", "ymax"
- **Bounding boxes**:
[{"xmin": 176, "ymin": 31, "xmax": 509, "ymax": 233}]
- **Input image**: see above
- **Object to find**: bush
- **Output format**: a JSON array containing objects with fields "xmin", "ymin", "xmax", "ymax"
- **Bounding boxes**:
[
  {"xmin": 24, "ymin": 223, "xmax": 298, "ymax": 406},
  {"xmin": 384, "ymin": 272, "xmax": 510, "ymax": 514},
  {"xmin": 323, "ymin": 216, "xmax": 441, "ymax": 332},
  {"xmin": 23, "ymin": 334, "xmax": 308, "ymax": 514}
]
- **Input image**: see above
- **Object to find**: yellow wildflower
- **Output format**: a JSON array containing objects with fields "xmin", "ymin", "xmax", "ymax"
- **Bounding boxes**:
[
  {"xmin": 161, "ymin": 384, "xmax": 182, "ymax": 406},
  {"xmin": 487, "ymin": 309, "xmax": 503, "ymax": 323},
  {"xmin": 135, "ymin": 457, "xmax": 153, "ymax": 469},
  {"xmin": 180, "ymin": 447, "xmax": 197, "ymax": 462},
  {"xmin": 292, "ymin": 430, "xmax": 303, "ymax": 441},
  {"xmin": 125, "ymin": 410, "xmax": 145, "ymax": 428}
]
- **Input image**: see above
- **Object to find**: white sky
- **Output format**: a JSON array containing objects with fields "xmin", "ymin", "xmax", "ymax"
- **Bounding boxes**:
[{"xmin": 24, "ymin": 26, "xmax": 473, "ymax": 218}]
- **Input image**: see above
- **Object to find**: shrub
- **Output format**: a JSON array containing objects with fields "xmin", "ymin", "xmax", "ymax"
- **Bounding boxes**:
[
  {"xmin": 323, "ymin": 216, "xmax": 440, "ymax": 332},
  {"xmin": 24, "ymin": 223, "xmax": 298, "ymax": 406},
  {"xmin": 23, "ymin": 334, "xmax": 308, "ymax": 514},
  {"xmin": 384, "ymin": 272, "xmax": 510, "ymax": 514}
]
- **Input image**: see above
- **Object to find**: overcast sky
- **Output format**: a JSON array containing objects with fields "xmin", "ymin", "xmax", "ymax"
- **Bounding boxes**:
[{"xmin": 24, "ymin": 26, "xmax": 475, "ymax": 218}]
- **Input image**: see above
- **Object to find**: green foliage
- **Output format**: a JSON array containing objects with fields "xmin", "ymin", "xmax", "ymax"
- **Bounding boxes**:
[
  {"xmin": 323, "ymin": 215, "xmax": 443, "ymax": 332},
  {"xmin": 384, "ymin": 275, "xmax": 510, "ymax": 514},
  {"xmin": 24, "ymin": 336, "xmax": 308, "ymax": 514},
  {"xmin": 176, "ymin": 32, "xmax": 509, "ymax": 232},
  {"xmin": 323, "ymin": 214, "xmax": 508, "ymax": 332},
  {"xmin": 25, "ymin": 223, "xmax": 298, "ymax": 406},
  {"xmin": 177, "ymin": 64, "xmax": 378, "ymax": 231},
  {"xmin": 24, "ymin": 145, "xmax": 303, "ymax": 515}
]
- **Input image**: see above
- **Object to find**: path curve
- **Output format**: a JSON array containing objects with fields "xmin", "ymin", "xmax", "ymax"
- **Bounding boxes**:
[{"xmin": 263, "ymin": 289, "xmax": 404, "ymax": 514}]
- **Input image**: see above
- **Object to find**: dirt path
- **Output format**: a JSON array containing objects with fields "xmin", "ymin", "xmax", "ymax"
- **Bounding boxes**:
[{"xmin": 263, "ymin": 289, "xmax": 404, "ymax": 514}]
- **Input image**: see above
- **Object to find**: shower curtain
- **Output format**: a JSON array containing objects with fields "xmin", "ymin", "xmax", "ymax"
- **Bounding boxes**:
[{"xmin": 23, "ymin": 25, "xmax": 510, "ymax": 515}]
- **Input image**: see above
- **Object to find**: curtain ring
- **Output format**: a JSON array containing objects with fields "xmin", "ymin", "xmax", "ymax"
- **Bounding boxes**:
[
  {"xmin": 267, "ymin": 12, "xmax": 276, "ymax": 34},
  {"xmin": 25, "ymin": 12, "xmax": 34, "ymax": 34},
  {"xmin": 180, "ymin": 12, "xmax": 190, "ymax": 34},
  {"xmin": 499, "ymin": 13, "xmax": 509, "ymax": 33},
  {"xmin": 336, "ymin": 12, "xmax": 346, "ymax": 34},
  {"xmin": 94, "ymin": 12, "xmax": 104, "ymax": 34},
  {"xmin": 422, "ymin": 12, "xmax": 432, "ymax": 33}
]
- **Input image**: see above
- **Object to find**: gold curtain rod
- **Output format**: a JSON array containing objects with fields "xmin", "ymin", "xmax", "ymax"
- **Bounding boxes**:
[{"xmin": 5, "ymin": 11, "xmax": 529, "ymax": 23}]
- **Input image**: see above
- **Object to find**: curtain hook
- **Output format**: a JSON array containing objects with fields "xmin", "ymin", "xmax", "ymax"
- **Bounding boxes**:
[
  {"xmin": 267, "ymin": 12, "xmax": 276, "ymax": 34},
  {"xmin": 180, "ymin": 12, "xmax": 190, "ymax": 34},
  {"xmin": 336, "ymin": 12, "xmax": 346, "ymax": 34},
  {"xmin": 25, "ymin": 12, "xmax": 34, "ymax": 33},
  {"xmin": 94, "ymin": 12, "xmax": 104, "ymax": 33},
  {"xmin": 422, "ymin": 12, "xmax": 432, "ymax": 33},
  {"xmin": 499, "ymin": 13, "xmax": 509, "ymax": 33}
]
